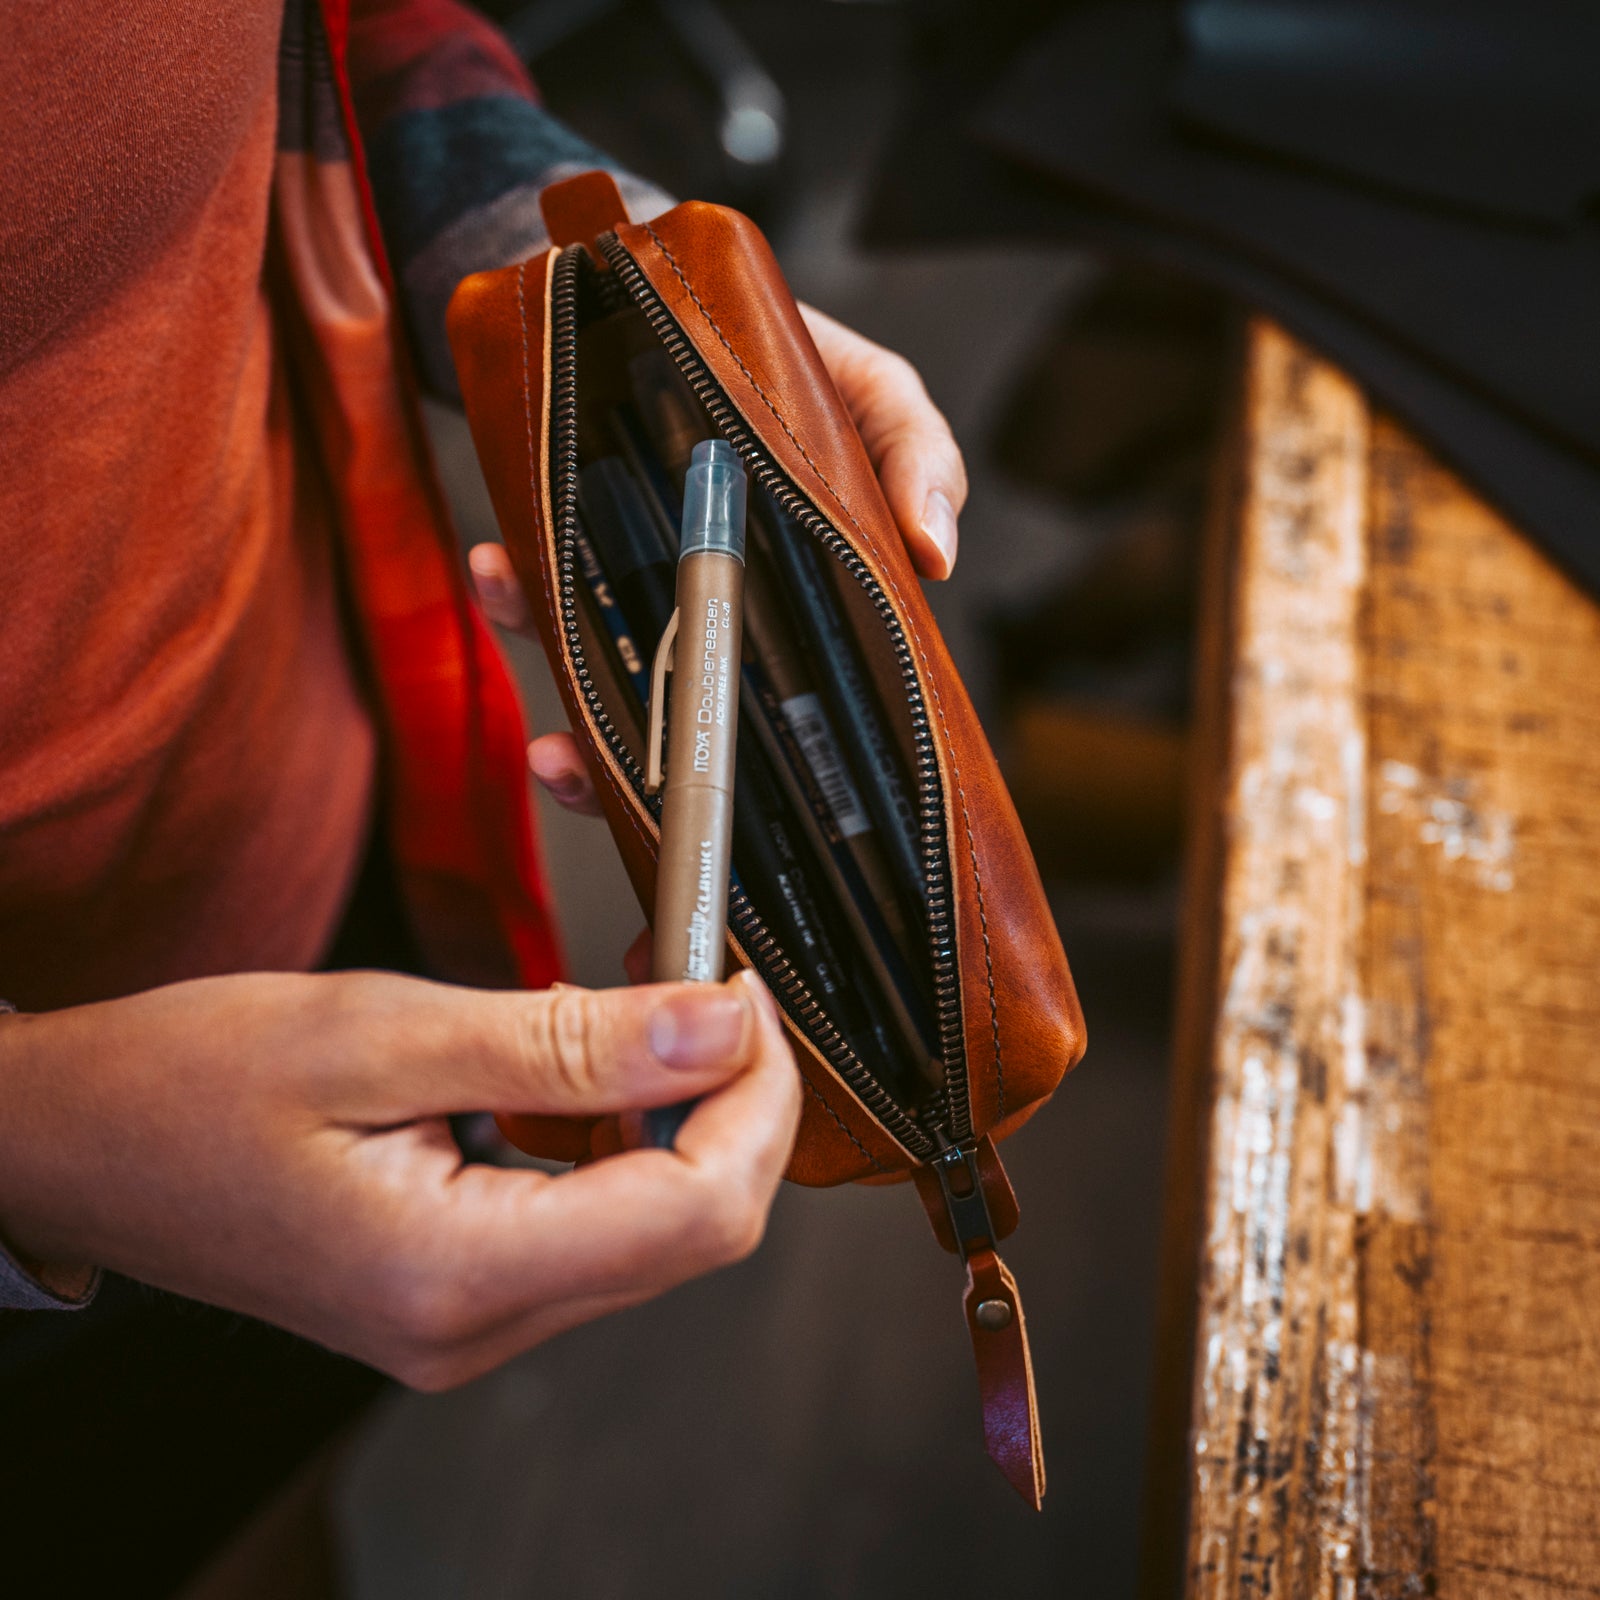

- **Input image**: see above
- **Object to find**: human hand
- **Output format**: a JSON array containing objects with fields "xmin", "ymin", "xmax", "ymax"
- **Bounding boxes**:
[
  {"xmin": 798, "ymin": 302, "xmax": 967, "ymax": 580},
  {"xmin": 0, "ymin": 968, "xmax": 798, "ymax": 1387}
]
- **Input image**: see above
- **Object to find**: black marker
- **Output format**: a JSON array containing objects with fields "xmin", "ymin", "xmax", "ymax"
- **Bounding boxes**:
[{"xmin": 752, "ymin": 500, "xmax": 928, "ymax": 946}]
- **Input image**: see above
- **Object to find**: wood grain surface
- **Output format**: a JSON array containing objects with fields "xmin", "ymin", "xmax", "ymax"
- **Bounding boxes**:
[{"xmin": 1150, "ymin": 321, "xmax": 1600, "ymax": 1597}]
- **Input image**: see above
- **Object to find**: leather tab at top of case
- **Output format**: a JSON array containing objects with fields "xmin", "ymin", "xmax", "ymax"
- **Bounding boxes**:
[{"xmin": 540, "ymin": 170, "xmax": 629, "ymax": 257}]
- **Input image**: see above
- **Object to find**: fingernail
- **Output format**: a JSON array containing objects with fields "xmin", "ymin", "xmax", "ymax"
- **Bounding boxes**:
[
  {"xmin": 920, "ymin": 489, "xmax": 958, "ymax": 572},
  {"xmin": 472, "ymin": 560, "xmax": 524, "ymax": 625},
  {"xmin": 489, "ymin": 576, "xmax": 524, "ymax": 620},
  {"xmin": 547, "ymin": 771, "xmax": 587, "ymax": 803},
  {"xmin": 528, "ymin": 747, "xmax": 582, "ymax": 796},
  {"xmin": 648, "ymin": 989, "xmax": 751, "ymax": 1070},
  {"xmin": 732, "ymin": 966, "xmax": 775, "ymax": 1017}
]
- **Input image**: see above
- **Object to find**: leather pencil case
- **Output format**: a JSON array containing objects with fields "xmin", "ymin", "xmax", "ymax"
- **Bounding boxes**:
[{"xmin": 447, "ymin": 171, "xmax": 1086, "ymax": 1507}]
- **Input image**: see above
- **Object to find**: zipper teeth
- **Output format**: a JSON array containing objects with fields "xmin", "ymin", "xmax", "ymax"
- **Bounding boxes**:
[
  {"xmin": 550, "ymin": 279, "xmax": 644, "ymax": 791},
  {"xmin": 550, "ymin": 245, "xmax": 944, "ymax": 1158},
  {"xmin": 596, "ymin": 234, "xmax": 972, "ymax": 1145}
]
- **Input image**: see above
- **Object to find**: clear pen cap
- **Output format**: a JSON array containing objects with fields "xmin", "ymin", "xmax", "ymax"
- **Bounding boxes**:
[{"xmin": 679, "ymin": 438, "xmax": 748, "ymax": 562}]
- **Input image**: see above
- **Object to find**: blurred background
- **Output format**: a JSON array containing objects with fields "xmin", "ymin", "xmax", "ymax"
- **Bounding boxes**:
[{"xmin": 332, "ymin": 2, "xmax": 1225, "ymax": 1595}]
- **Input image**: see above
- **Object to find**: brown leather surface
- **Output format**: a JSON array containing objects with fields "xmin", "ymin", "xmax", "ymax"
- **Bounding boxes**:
[
  {"xmin": 538, "ymin": 169, "xmax": 629, "ymax": 258},
  {"xmin": 446, "ymin": 181, "xmax": 1085, "ymax": 1186},
  {"xmin": 493, "ymin": 1111, "xmax": 597, "ymax": 1165},
  {"xmin": 965, "ymin": 1247, "xmax": 1046, "ymax": 1510}
]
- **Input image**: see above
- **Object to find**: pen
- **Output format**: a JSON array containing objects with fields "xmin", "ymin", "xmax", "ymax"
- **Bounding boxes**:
[
  {"xmin": 739, "ymin": 660, "xmax": 942, "ymax": 1084},
  {"xmin": 573, "ymin": 516, "xmax": 650, "ymax": 704},
  {"xmin": 605, "ymin": 411, "xmax": 915, "ymax": 955},
  {"xmin": 623, "ymin": 355, "xmax": 925, "ymax": 960},
  {"xmin": 609, "ymin": 403, "xmax": 684, "ymax": 541},
  {"xmin": 750, "ymin": 503, "xmax": 929, "ymax": 947},
  {"xmin": 581, "ymin": 448, "xmax": 932, "ymax": 1115},
  {"xmin": 578, "ymin": 456, "xmax": 677, "ymax": 636},
  {"xmin": 644, "ymin": 439, "xmax": 748, "ymax": 1147},
  {"xmin": 628, "ymin": 349, "xmax": 703, "ymax": 482},
  {"xmin": 741, "ymin": 553, "xmax": 916, "ymax": 959},
  {"xmin": 575, "ymin": 468, "xmax": 866, "ymax": 1048}
]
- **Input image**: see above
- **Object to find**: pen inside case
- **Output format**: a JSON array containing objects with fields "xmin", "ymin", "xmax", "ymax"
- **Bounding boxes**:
[{"xmin": 562, "ymin": 254, "xmax": 943, "ymax": 1124}]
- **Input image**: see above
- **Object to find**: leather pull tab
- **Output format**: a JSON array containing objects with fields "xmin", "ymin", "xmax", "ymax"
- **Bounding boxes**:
[
  {"xmin": 964, "ymin": 1246, "xmax": 1045, "ymax": 1510},
  {"xmin": 540, "ymin": 170, "xmax": 630, "ymax": 255}
]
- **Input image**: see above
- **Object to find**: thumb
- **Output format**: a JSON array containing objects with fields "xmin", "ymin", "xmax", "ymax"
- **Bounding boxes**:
[{"xmin": 388, "ymin": 974, "xmax": 768, "ymax": 1120}]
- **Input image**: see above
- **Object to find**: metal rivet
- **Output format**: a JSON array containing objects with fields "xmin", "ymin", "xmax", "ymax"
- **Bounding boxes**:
[{"xmin": 975, "ymin": 1298, "xmax": 1012, "ymax": 1331}]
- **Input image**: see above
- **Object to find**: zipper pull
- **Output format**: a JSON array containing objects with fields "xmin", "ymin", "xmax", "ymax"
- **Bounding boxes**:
[{"xmin": 920, "ymin": 1138, "xmax": 1045, "ymax": 1509}]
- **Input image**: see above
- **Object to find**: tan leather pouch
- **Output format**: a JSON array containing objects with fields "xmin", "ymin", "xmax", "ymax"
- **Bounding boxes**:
[{"xmin": 447, "ymin": 172, "xmax": 1086, "ymax": 1507}]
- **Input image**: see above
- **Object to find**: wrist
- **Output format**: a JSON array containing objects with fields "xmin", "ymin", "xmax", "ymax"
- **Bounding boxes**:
[{"xmin": 0, "ymin": 1001, "xmax": 99, "ymax": 1306}]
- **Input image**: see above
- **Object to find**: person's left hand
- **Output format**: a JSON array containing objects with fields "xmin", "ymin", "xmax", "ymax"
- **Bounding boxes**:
[{"xmin": 466, "ymin": 308, "xmax": 966, "ymax": 812}]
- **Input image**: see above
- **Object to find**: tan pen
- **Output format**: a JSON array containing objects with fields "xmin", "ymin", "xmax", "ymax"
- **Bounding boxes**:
[{"xmin": 643, "ymin": 439, "xmax": 748, "ymax": 1147}]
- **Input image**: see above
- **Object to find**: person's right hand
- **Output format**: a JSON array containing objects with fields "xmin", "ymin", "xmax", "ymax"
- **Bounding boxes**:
[{"xmin": 0, "ymin": 967, "xmax": 798, "ymax": 1388}]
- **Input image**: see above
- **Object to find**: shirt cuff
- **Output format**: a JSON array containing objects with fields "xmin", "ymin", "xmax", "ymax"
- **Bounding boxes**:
[{"xmin": 0, "ymin": 1242, "xmax": 99, "ymax": 1312}]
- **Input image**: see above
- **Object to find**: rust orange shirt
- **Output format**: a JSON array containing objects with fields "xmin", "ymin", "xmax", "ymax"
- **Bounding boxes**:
[{"xmin": 0, "ymin": 2, "xmax": 376, "ymax": 1010}]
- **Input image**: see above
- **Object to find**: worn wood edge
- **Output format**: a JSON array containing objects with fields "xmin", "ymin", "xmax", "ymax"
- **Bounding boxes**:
[
  {"xmin": 1148, "ymin": 312, "xmax": 1600, "ymax": 1597},
  {"xmin": 1190, "ymin": 318, "xmax": 1373, "ymax": 1596},
  {"xmin": 1146, "ymin": 318, "xmax": 1404, "ymax": 1595}
]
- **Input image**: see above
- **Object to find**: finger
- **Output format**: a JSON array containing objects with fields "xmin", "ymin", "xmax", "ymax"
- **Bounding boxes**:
[
  {"xmin": 399, "ymin": 1280, "xmax": 665, "ymax": 1391},
  {"xmin": 668, "ymin": 972, "xmax": 799, "ymax": 1178},
  {"xmin": 414, "ymin": 974, "xmax": 800, "ymax": 1358},
  {"xmin": 800, "ymin": 305, "xmax": 967, "ymax": 581},
  {"xmin": 516, "ymin": 972, "xmax": 799, "ymax": 1301},
  {"xmin": 338, "ymin": 974, "xmax": 766, "ymax": 1122},
  {"xmin": 468, "ymin": 543, "xmax": 532, "ymax": 632},
  {"xmin": 528, "ymin": 733, "xmax": 603, "ymax": 817}
]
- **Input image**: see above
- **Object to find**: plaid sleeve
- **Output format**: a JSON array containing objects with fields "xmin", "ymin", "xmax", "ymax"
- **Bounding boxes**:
[{"xmin": 346, "ymin": 0, "xmax": 672, "ymax": 401}]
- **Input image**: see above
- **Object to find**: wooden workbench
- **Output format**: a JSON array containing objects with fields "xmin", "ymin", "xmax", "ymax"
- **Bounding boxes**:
[{"xmin": 1145, "ymin": 321, "xmax": 1600, "ymax": 1597}]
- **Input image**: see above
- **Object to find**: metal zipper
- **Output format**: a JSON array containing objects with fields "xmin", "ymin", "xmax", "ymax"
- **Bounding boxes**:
[{"xmin": 550, "ymin": 241, "xmax": 971, "ymax": 1155}]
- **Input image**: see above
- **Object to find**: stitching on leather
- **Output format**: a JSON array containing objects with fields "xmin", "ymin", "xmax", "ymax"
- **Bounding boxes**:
[
  {"xmin": 589, "ymin": 728, "xmax": 656, "ymax": 856},
  {"xmin": 517, "ymin": 260, "xmax": 554, "ymax": 625},
  {"xmin": 643, "ymin": 223, "xmax": 869, "ymax": 554},
  {"xmin": 640, "ymin": 223, "xmax": 1006, "ymax": 1112},
  {"xmin": 965, "ymin": 777, "xmax": 1006, "ymax": 1116},
  {"xmin": 601, "ymin": 757, "xmax": 655, "ymax": 853},
  {"xmin": 801, "ymin": 1075, "xmax": 887, "ymax": 1173}
]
